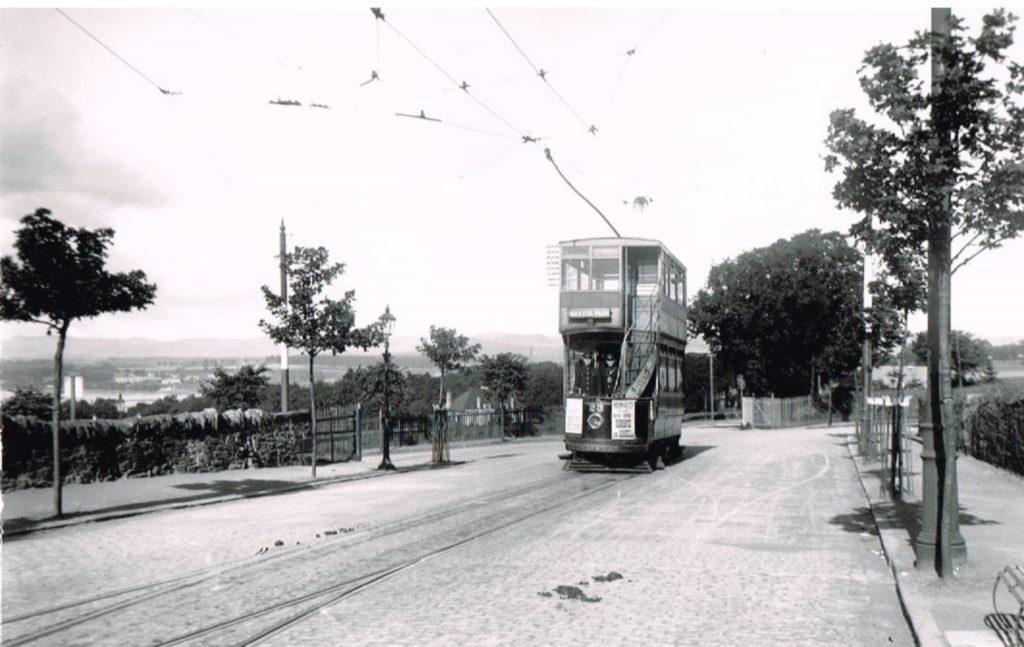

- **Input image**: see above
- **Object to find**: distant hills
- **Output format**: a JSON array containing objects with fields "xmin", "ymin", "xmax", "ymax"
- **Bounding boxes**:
[{"xmin": 0, "ymin": 333, "xmax": 567, "ymax": 363}]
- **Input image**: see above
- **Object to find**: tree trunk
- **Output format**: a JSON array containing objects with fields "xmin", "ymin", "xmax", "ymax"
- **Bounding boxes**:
[
  {"xmin": 891, "ymin": 312, "xmax": 909, "ymax": 497},
  {"xmin": 309, "ymin": 354, "xmax": 317, "ymax": 479},
  {"xmin": 51, "ymin": 322, "xmax": 69, "ymax": 517},
  {"xmin": 438, "ymin": 367, "xmax": 445, "ymax": 407}
]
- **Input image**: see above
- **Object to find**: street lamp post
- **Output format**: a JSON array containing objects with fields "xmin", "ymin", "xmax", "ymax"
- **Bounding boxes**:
[{"xmin": 378, "ymin": 305, "xmax": 396, "ymax": 471}]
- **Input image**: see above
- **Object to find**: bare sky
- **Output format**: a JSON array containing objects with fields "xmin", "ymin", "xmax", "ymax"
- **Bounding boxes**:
[{"xmin": 1, "ymin": 5, "xmax": 1022, "ymax": 349}]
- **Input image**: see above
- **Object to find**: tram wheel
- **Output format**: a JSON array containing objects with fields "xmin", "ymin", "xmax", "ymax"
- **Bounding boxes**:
[{"xmin": 647, "ymin": 447, "xmax": 660, "ymax": 471}]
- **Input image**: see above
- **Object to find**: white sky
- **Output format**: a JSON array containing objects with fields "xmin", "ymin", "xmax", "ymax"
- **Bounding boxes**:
[{"xmin": 1, "ymin": 4, "xmax": 1022, "ymax": 349}]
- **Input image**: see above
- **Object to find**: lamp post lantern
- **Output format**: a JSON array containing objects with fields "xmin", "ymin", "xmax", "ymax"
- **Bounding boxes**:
[{"xmin": 378, "ymin": 305, "xmax": 397, "ymax": 471}]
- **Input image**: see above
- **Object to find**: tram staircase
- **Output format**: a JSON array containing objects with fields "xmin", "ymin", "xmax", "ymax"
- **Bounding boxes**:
[{"xmin": 619, "ymin": 278, "xmax": 662, "ymax": 398}]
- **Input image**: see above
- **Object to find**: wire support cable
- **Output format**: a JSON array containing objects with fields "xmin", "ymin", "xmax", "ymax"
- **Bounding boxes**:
[
  {"xmin": 486, "ymin": 8, "xmax": 592, "ymax": 132},
  {"xmin": 381, "ymin": 17, "xmax": 523, "ymax": 137},
  {"xmin": 55, "ymin": 8, "xmax": 173, "ymax": 95},
  {"xmin": 544, "ymin": 147, "xmax": 620, "ymax": 238}
]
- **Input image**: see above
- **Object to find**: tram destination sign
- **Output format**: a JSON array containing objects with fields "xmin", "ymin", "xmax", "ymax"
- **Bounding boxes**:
[{"xmin": 568, "ymin": 307, "xmax": 612, "ymax": 320}]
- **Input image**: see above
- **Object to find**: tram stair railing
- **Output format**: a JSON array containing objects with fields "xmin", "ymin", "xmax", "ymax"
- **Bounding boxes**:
[
  {"xmin": 864, "ymin": 395, "xmax": 915, "ymax": 498},
  {"xmin": 621, "ymin": 280, "xmax": 662, "ymax": 397}
]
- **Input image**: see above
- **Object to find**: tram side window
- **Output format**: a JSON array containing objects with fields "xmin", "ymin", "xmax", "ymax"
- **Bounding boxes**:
[{"xmin": 563, "ymin": 258, "xmax": 591, "ymax": 291}]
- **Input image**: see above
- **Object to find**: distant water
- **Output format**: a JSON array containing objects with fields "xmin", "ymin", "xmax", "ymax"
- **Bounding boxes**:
[{"xmin": 0, "ymin": 388, "xmax": 199, "ymax": 406}]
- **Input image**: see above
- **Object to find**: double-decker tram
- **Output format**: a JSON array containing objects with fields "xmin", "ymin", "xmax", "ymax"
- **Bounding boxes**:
[{"xmin": 558, "ymin": 237, "xmax": 686, "ymax": 471}]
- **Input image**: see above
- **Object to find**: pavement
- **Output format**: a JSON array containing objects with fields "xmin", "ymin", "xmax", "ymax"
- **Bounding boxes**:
[
  {"xmin": 847, "ymin": 430, "xmax": 1024, "ymax": 646},
  {"xmin": 2, "ymin": 425, "xmax": 1023, "ymax": 646},
  {"xmin": 0, "ymin": 438, "xmax": 511, "ymax": 537}
]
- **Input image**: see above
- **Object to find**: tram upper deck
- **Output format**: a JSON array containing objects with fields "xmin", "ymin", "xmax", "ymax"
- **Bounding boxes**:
[{"xmin": 557, "ymin": 237, "xmax": 686, "ymax": 342}]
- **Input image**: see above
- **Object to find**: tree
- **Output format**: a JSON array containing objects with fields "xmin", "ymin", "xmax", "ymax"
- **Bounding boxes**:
[
  {"xmin": 417, "ymin": 326, "xmax": 481, "ymax": 463},
  {"xmin": 523, "ymin": 361, "xmax": 563, "ymax": 410},
  {"xmin": 688, "ymin": 229, "xmax": 867, "ymax": 398},
  {"xmin": 0, "ymin": 208, "xmax": 156, "ymax": 516},
  {"xmin": 416, "ymin": 326, "xmax": 480, "ymax": 406},
  {"xmin": 356, "ymin": 363, "xmax": 408, "ymax": 413},
  {"xmin": 911, "ymin": 330, "xmax": 995, "ymax": 386},
  {"xmin": 200, "ymin": 364, "xmax": 272, "ymax": 410},
  {"xmin": 260, "ymin": 246, "xmax": 383, "ymax": 478},
  {"xmin": 824, "ymin": 9, "xmax": 1024, "ymax": 577},
  {"xmin": 2, "ymin": 385, "xmax": 52, "ymax": 418},
  {"xmin": 479, "ymin": 353, "xmax": 529, "ymax": 410}
]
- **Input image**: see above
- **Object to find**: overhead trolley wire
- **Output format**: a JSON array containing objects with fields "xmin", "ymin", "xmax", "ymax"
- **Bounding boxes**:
[
  {"xmin": 55, "ymin": 8, "xmax": 174, "ymax": 96},
  {"xmin": 375, "ymin": 9, "xmax": 524, "ymax": 137},
  {"xmin": 486, "ymin": 8, "xmax": 593, "ymax": 133},
  {"xmin": 602, "ymin": 10, "xmax": 670, "ymax": 126}
]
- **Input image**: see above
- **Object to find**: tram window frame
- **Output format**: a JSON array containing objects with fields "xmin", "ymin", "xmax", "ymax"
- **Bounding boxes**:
[
  {"xmin": 561, "ymin": 245, "xmax": 621, "ymax": 292},
  {"xmin": 562, "ymin": 258, "xmax": 591, "ymax": 291},
  {"xmin": 591, "ymin": 257, "xmax": 620, "ymax": 291}
]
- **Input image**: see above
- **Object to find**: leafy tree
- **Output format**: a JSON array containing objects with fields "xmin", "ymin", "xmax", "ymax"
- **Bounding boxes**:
[
  {"xmin": 80, "ymin": 398, "xmax": 122, "ymax": 419},
  {"xmin": 200, "ymin": 364, "xmax": 272, "ymax": 410},
  {"xmin": 523, "ymin": 361, "xmax": 563, "ymax": 410},
  {"xmin": 356, "ymin": 362, "xmax": 408, "ymax": 413},
  {"xmin": 2, "ymin": 385, "xmax": 52, "ymax": 418},
  {"xmin": 0, "ymin": 208, "xmax": 156, "ymax": 516},
  {"xmin": 990, "ymin": 340, "xmax": 1024, "ymax": 361},
  {"xmin": 401, "ymin": 372, "xmax": 440, "ymax": 417},
  {"xmin": 260, "ymin": 246, "xmax": 383, "ymax": 477},
  {"xmin": 911, "ymin": 330, "xmax": 995, "ymax": 386},
  {"xmin": 688, "ymin": 230, "xmax": 866, "ymax": 398},
  {"xmin": 479, "ymin": 353, "xmax": 529, "ymax": 410},
  {"xmin": 824, "ymin": 9, "xmax": 1024, "ymax": 576},
  {"xmin": 416, "ymin": 326, "xmax": 481, "ymax": 407}
]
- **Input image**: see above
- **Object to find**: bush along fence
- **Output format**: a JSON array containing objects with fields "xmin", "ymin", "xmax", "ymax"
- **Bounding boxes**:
[
  {"xmin": 957, "ymin": 391, "xmax": 1024, "ymax": 478},
  {"xmin": 2, "ymin": 405, "xmax": 561, "ymax": 491}
]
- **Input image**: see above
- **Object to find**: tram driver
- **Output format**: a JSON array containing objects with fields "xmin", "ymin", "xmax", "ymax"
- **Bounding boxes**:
[{"xmin": 574, "ymin": 351, "xmax": 602, "ymax": 396}]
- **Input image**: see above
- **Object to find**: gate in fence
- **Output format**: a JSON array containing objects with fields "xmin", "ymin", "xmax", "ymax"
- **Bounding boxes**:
[
  {"xmin": 311, "ymin": 404, "xmax": 361, "ymax": 464},
  {"xmin": 741, "ymin": 396, "xmax": 830, "ymax": 429},
  {"xmin": 863, "ymin": 395, "xmax": 914, "ymax": 497}
]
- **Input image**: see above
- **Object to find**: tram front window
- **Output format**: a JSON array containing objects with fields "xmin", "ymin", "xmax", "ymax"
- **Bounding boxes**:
[
  {"xmin": 563, "ymin": 258, "xmax": 591, "ymax": 291},
  {"xmin": 591, "ymin": 258, "xmax": 620, "ymax": 291},
  {"xmin": 569, "ymin": 347, "xmax": 621, "ymax": 396}
]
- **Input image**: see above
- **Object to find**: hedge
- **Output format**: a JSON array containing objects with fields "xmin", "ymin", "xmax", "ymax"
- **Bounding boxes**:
[
  {"xmin": 1, "ymin": 409, "xmax": 311, "ymax": 491},
  {"xmin": 962, "ymin": 390, "xmax": 1024, "ymax": 478}
]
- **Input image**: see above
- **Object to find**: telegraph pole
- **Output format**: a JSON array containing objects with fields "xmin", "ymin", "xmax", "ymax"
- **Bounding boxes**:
[
  {"xmin": 279, "ymin": 220, "xmax": 290, "ymax": 413},
  {"xmin": 916, "ymin": 7, "xmax": 966, "ymax": 577}
]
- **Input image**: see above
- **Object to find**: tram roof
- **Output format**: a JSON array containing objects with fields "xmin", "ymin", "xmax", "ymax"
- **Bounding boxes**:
[{"xmin": 557, "ymin": 237, "xmax": 686, "ymax": 270}]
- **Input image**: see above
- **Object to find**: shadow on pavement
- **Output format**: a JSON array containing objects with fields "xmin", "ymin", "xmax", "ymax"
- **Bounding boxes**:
[
  {"xmin": 662, "ymin": 445, "xmax": 715, "ymax": 467},
  {"xmin": 1, "ymin": 487, "xmax": 265, "ymax": 536},
  {"xmin": 829, "ymin": 499, "xmax": 1000, "ymax": 542},
  {"xmin": 984, "ymin": 613, "xmax": 1023, "ymax": 647},
  {"xmin": 175, "ymin": 478, "xmax": 310, "ymax": 496}
]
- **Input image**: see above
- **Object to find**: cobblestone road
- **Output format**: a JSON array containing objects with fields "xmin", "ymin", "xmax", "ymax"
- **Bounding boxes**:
[{"xmin": 1, "ymin": 426, "xmax": 914, "ymax": 646}]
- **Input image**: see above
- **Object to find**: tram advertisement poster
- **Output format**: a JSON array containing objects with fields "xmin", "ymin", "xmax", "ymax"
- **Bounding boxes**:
[
  {"xmin": 611, "ymin": 400, "xmax": 635, "ymax": 440},
  {"xmin": 565, "ymin": 398, "xmax": 583, "ymax": 435}
]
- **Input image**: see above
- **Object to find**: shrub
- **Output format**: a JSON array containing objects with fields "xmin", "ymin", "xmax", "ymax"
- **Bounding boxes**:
[{"xmin": 961, "ymin": 383, "xmax": 1024, "ymax": 477}]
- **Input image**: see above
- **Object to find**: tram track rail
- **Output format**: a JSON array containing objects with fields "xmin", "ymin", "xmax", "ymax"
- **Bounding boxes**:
[{"xmin": 3, "ymin": 470, "xmax": 632, "ymax": 646}]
